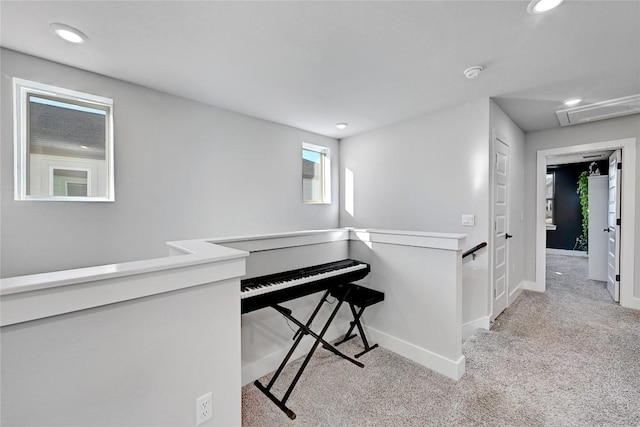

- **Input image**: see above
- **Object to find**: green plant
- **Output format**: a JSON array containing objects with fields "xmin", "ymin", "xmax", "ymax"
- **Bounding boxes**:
[{"xmin": 576, "ymin": 171, "xmax": 589, "ymax": 252}]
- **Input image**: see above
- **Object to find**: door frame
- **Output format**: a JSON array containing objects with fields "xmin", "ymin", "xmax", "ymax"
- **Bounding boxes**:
[
  {"xmin": 489, "ymin": 130, "xmax": 511, "ymax": 320},
  {"xmin": 535, "ymin": 137, "xmax": 638, "ymax": 309}
]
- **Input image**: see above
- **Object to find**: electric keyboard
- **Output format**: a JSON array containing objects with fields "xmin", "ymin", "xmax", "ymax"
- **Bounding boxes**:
[{"xmin": 241, "ymin": 259, "xmax": 370, "ymax": 313}]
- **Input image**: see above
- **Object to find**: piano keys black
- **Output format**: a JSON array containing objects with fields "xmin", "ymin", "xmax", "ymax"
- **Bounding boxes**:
[{"xmin": 240, "ymin": 259, "xmax": 370, "ymax": 314}]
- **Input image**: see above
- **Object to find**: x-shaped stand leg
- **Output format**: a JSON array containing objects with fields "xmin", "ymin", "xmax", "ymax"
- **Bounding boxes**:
[{"xmin": 253, "ymin": 288, "xmax": 364, "ymax": 420}]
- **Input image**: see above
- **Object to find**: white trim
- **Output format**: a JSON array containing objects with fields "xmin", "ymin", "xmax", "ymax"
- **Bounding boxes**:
[
  {"xmin": 1, "ymin": 263, "xmax": 244, "ymax": 327},
  {"xmin": 13, "ymin": 77, "xmax": 115, "ymax": 202},
  {"xmin": 302, "ymin": 141, "xmax": 331, "ymax": 204},
  {"xmin": 199, "ymin": 228, "xmax": 351, "ymax": 253},
  {"xmin": 509, "ymin": 280, "xmax": 525, "ymax": 304},
  {"xmin": 535, "ymin": 138, "xmax": 637, "ymax": 309},
  {"xmin": 523, "ymin": 280, "xmax": 542, "ymax": 292},
  {"xmin": 350, "ymin": 228, "xmax": 466, "ymax": 251},
  {"xmin": 462, "ymin": 316, "xmax": 490, "ymax": 342},
  {"xmin": 13, "ymin": 78, "xmax": 113, "ymax": 105},
  {"xmin": 0, "ymin": 239, "xmax": 248, "ymax": 326},
  {"xmin": 366, "ymin": 326, "xmax": 465, "ymax": 381}
]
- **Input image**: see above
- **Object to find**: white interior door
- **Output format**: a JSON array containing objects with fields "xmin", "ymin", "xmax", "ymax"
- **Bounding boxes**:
[
  {"xmin": 587, "ymin": 175, "xmax": 608, "ymax": 282},
  {"xmin": 492, "ymin": 137, "xmax": 509, "ymax": 319},
  {"xmin": 607, "ymin": 149, "xmax": 621, "ymax": 302}
]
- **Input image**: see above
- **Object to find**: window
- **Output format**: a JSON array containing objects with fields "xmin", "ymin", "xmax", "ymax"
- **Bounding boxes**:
[
  {"xmin": 302, "ymin": 142, "xmax": 331, "ymax": 203},
  {"xmin": 14, "ymin": 78, "xmax": 114, "ymax": 201},
  {"xmin": 545, "ymin": 172, "xmax": 555, "ymax": 227},
  {"xmin": 52, "ymin": 168, "xmax": 89, "ymax": 197}
]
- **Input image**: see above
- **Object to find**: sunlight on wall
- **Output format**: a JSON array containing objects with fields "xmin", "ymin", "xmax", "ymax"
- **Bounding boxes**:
[
  {"xmin": 345, "ymin": 167, "xmax": 355, "ymax": 217},
  {"xmin": 354, "ymin": 230, "xmax": 373, "ymax": 249},
  {"xmin": 471, "ymin": 145, "xmax": 487, "ymax": 193}
]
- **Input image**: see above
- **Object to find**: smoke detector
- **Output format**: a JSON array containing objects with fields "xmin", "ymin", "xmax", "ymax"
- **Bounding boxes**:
[{"xmin": 463, "ymin": 66, "xmax": 484, "ymax": 79}]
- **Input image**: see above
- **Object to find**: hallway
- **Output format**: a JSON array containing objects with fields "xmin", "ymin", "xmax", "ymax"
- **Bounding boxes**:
[{"xmin": 242, "ymin": 254, "xmax": 640, "ymax": 426}]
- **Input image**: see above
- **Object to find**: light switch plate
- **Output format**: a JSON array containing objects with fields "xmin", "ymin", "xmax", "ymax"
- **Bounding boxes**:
[{"xmin": 462, "ymin": 214, "xmax": 475, "ymax": 226}]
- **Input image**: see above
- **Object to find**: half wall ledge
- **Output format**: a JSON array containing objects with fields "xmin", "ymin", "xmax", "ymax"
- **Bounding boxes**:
[{"xmin": 0, "ymin": 240, "xmax": 248, "ymax": 327}]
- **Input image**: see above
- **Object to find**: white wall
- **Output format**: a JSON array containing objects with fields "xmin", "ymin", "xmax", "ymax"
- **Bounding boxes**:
[
  {"xmin": 0, "ymin": 48, "xmax": 339, "ymax": 277},
  {"xmin": 1, "ymin": 280, "xmax": 241, "ymax": 426},
  {"xmin": 523, "ymin": 115, "xmax": 640, "ymax": 300},
  {"xmin": 338, "ymin": 99, "xmax": 492, "ymax": 325},
  {"xmin": 349, "ymin": 231, "xmax": 466, "ymax": 380},
  {"xmin": 489, "ymin": 100, "xmax": 526, "ymax": 305}
]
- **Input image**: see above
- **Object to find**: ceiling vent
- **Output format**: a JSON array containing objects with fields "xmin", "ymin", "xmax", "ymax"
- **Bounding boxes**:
[{"xmin": 556, "ymin": 94, "xmax": 640, "ymax": 126}]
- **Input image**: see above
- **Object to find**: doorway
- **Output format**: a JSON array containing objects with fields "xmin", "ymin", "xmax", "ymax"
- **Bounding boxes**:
[
  {"xmin": 545, "ymin": 155, "xmax": 611, "ymax": 302},
  {"xmin": 535, "ymin": 138, "xmax": 638, "ymax": 309}
]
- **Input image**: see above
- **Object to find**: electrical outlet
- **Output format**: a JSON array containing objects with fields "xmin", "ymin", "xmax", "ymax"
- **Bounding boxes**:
[{"xmin": 196, "ymin": 392, "xmax": 213, "ymax": 425}]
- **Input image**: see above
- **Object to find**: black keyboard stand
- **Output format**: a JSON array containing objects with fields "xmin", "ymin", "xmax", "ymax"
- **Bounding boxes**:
[
  {"xmin": 253, "ymin": 288, "xmax": 364, "ymax": 420},
  {"xmin": 332, "ymin": 283, "xmax": 385, "ymax": 358}
]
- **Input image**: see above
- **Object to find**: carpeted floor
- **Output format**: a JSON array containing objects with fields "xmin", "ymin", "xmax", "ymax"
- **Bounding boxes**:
[{"xmin": 242, "ymin": 255, "xmax": 640, "ymax": 426}]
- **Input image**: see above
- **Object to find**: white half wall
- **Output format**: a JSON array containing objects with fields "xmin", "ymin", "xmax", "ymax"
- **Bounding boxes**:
[
  {"xmin": 1, "ymin": 240, "xmax": 247, "ymax": 426},
  {"xmin": 221, "ymin": 228, "xmax": 467, "ymax": 383},
  {"xmin": 349, "ymin": 229, "xmax": 466, "ymax": 380},
  {"xmin": 2, "ymin": 283, "xmax": 241, "ymax": 427},
  {"xmin": 0, "ymin": 48, "xmax": 340, "ymax": 278}
]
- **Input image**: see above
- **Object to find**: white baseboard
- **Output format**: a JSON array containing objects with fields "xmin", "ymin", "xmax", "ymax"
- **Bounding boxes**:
[
  {"xmin": 365, "ymin": 326, "xmax": 465, "ymax": 381},
  {"xmin": 523, "ymin": 280, "xmax": 543, "ymax": 292},
  {"xmin": 621, "ymin": 296, "xmax": 640, "ymax": 311},
  {"xmin": 509, "ymin": 280, "xmax": 525, "ymax": 303},
  {"xmin": 546, "ymin": 248, "xmax": 587, "ymax": 257},
  {"xmin": 242, "ymin": 325, "xmax": 467, "ymax": 384},
  {"xmin": 462, "ymin": 317, "xmax": 490, "ymax": 342}
]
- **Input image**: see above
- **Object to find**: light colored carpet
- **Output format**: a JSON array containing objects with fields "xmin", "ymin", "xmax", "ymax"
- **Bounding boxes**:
[{"xmin": 242, "ymin": 255, "xmax": 640, "ymax": 426}]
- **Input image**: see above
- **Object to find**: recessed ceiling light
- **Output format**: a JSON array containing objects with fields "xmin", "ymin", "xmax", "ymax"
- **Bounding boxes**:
[
  {"xmin": 463, "ymin": 66, "xmax": 484, "ymax": 79},
  {"xmin": 50, "ymin": 23, "xmax": 88, "ymax": 44},
  {"xmin": 563, "ymin": 98, "xmax": 582, "ymax": 106},
  {"xmin": 527, "ymin": 0, "xmax": 565, "ymax": 14},
  {"xmin": 335, "ymin": 123, "xmax": 348, "ymax": 130},
  {"xmin": 80, "ymin": 145, "xmax": 90, "ymax": 149}
]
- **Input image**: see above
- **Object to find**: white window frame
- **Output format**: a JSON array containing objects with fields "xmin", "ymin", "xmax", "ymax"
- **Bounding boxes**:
[
  {"xmin": 13, "ymin": 78, "xmax": 115, "ymax": 202},
  {"xmin": 302, "ymin": 142, "xmax": 331, "ymax": 204},
  {"xmin": 49, "ymin": 166, "xmax": 92, "ymax": 197}
]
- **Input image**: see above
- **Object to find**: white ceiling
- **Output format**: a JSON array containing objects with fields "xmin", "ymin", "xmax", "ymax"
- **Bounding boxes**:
[{"xmin": 1, "ymin": 1, "xmax": 639, "ymax": 139}]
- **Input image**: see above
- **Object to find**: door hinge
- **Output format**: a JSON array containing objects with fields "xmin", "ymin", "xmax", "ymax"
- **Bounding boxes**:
[
  {"xmin": 617, "ymin": 218, "xmax": 621, "ymax": 226},
  {"xmin": 617, "ymin": 162, "xmax": 622, "ymax": 170},
  {"xmin": 494, "ymin": 288, "xmax": 497, "ymax": 297},
  {"xmin": 616, "ymin": 274, "xmax": 620, "ymax": 282}
]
